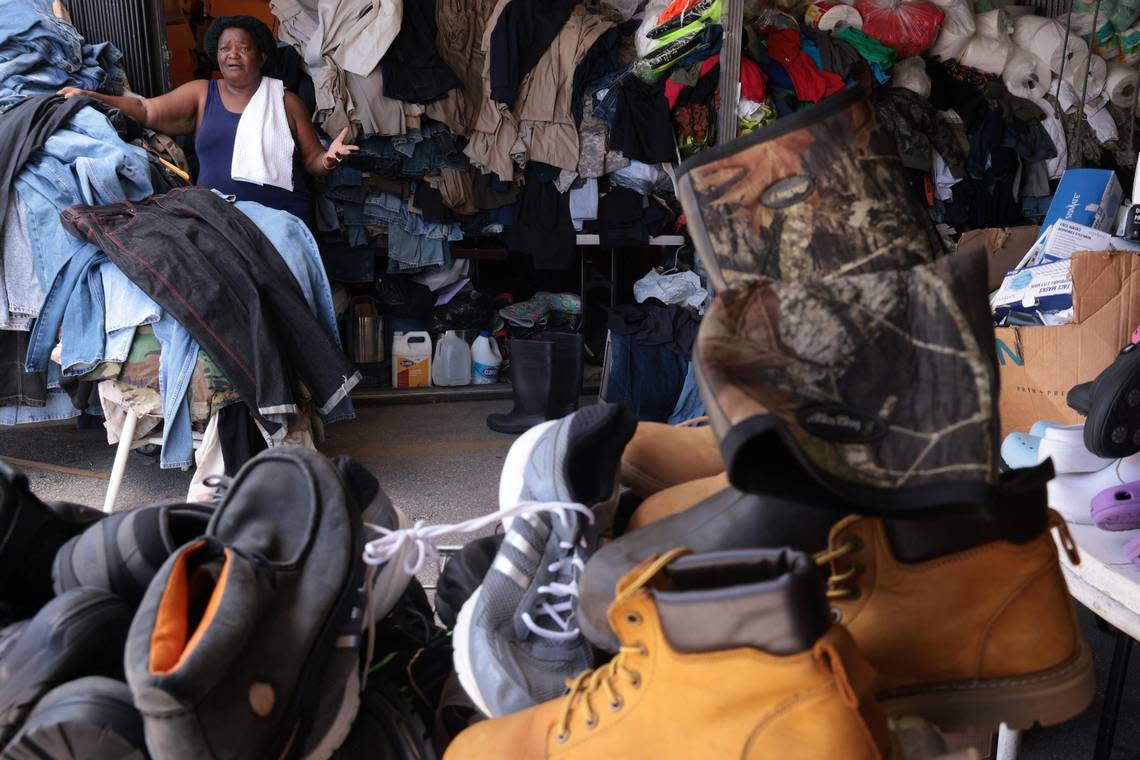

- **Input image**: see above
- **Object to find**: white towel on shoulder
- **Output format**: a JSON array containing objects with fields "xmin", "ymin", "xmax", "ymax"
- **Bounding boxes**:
[{"xmin": 231, "ymin": 76, "xmax": 296, "ymax": 191}]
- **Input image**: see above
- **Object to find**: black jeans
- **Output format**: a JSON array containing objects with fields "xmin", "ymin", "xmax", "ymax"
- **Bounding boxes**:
[{"xmin": 61, "ymin": 187, "xmax": 360, "ymax": 429}]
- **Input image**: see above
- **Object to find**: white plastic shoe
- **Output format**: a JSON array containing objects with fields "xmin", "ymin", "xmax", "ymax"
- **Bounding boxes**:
[
  {"xmin": 1037, "ymin": 424, "xmax": 1114, "ymax": 475},
  {"xmin": 1047, "ymin": 451, "xmax": 1140, "ymax": 524}
]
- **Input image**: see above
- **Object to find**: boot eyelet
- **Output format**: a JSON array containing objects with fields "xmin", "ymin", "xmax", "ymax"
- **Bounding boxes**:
[
  {"xmin": 635, "ymin": 641, "xmax": 648, "ymax": 657},
  {"xmin": 585, "ymin": 714, "xmax": 599, "ymax": 729},
  {"xmin": 556, "ymin": 730, "xmax": 571, "ymax": 743},
  {"xmin": 625, "ymin": 611, "xmax": 642, "ymax": 625},
  {"xmin": 829, "ymin": 607, "xmax": 842, "ymax": 623},
  {"xmin": 848, "ymin": 536, "xmax": 863, "ymax": 553},
  {"xmin": 629, "ymin": 672, "xmax": 642, "ymax": 688},
  {"xmin": 610, "ymin": 695, "xmax": 624, "ymax": 712}
]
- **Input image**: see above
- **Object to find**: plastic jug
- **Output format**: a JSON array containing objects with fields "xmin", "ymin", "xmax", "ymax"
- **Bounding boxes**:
[
  {"xmin": 432, "ymin": 331, "xmax": 472, "ymax": 387},
  {"xmin": 391, "ymin": 331, "xmax": 433, "ymax": 388},
  {"xmin": 471, "ymin": 331, "xmax": 502, "ymax": 385}
]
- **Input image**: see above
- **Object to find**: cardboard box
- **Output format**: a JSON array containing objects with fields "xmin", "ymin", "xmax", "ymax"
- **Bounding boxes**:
[
  {"xmin": 996, "ymin": 251, "xmax": 1140, "ymax": 437},
  {"xmin": 956, "ymin": 226, "xmax": 1040, "ymax": 291},
  {"xmin": 1042, "ymin": 169, "xmax": 1123, "ymax": 233}
]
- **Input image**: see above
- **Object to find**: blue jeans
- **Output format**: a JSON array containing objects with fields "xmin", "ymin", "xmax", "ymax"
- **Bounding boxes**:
[
  {"xmin": 15, "ymin": 106, "xmax": 153, "ymax": 288},
  {"xmin": 586, "ymin": 67, "xmax": 631, "ymax": 128},
  {"xmin": 234, "ymin": 199, "xmax": 354, "ymax": 423},
  {"xmin": 604, "ymin": 332, "xmax": 688, "ymax": 422},
  {"xmin": 0, "ymin": 2, "xmax": 117, "ymax": 103},
  {"xmin": 667, "ymin": 362, "xmax": 706, "ymax": 424}
]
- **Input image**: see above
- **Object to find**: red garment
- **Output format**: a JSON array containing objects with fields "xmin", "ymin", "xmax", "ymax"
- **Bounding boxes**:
[
  {"xmin": 764, "ymin": 28, "xmax": 844, "ymax": 103},
  {"xmin": 666, "ymin": 55, "xmax": 767, "ymax": 110},
  {"xmin": 656, "ymin": 0, "xmax": 701, "ymax": 25},
  {"xmin": 739, "ymin": 56, "xmax": 767, "ymax": 102}
]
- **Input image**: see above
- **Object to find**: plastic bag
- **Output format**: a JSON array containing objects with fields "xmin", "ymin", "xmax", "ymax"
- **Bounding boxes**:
[
  {"xmin": 374, "ymin": 277, "xmax": 437, "ymax": 322},
  {"xmin": 854, "ymin": 0, "xmax": 946, "ymax": 58},
  {"xmin": 927, "ymin": 0, "xmax": 974, "ymax": 60},
  {"xmin": 430, "ymin": 289, "xmax": 496, "ymax": 333}
]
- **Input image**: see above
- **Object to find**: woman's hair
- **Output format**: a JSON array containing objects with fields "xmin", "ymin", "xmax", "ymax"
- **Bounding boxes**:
[{"xmin": 203, "ymin": 16, "xmax": 276, "ymax": 65}]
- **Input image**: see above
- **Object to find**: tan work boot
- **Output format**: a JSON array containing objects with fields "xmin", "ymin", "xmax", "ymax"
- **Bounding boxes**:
[
  {"xmin": 444, "ymin": 548, "xmax": 892, "ymax": 760},
  {"xmin": 627, "ymin": 473, "xmax": 729, "ymax": 531},
  {"xmin": 818, "ymin": 508, "xmax": 1095, "ymax": 732},
  {"xmin": 619, "ymin": 422, "xmax": 722, "ymax": 498}
]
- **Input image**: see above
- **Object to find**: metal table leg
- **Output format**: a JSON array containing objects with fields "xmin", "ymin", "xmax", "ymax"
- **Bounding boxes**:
[
  {"xmin": 995, "ymin": 725, "xmax": 1021, "ymax": 760},
  {"xmin": 1094, "ymin": 622, "xmax": 1134, "ymax": 760},
  {"xmin": 103, "ymin": 409, "xmax": 138, "ymax": 513}
]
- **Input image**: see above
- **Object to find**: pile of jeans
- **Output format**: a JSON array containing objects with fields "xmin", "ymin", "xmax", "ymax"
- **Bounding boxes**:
[
  {"xmin": 0, "ymin": 0, "xmax": 124, "ymax": 106},
  {"xmin": 0, "ymin": 2, "xmax": 131, "ymax": 427}
]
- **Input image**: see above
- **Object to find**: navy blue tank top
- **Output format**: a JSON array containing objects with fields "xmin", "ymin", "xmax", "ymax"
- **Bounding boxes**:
[{"xmin": 195, "ymin": 80, "xmax": 311, "ymax": 221}]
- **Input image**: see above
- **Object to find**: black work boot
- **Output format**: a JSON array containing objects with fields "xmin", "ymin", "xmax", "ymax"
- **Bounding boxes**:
[
  {"xmin": 0, "ymin": 460, "xmax": 104, "ymax": 619},
  {"xmin": 3, "ymin": 676, "xmax": 147, "ymax": 760},
  {"xmin": 487, "ymin": 338, "xmax": 555, "ymax": 434},
  {"xmin": 53, "ymin": 503, "xmax": 213, "ymax": 606},
  {"xmin": 577, "ymin": 485, "xmax": 834, "ymax": 652},
  {"xmin": 0, "ymin": 588, "xmax": 133, "ymax": 746},
  {"xmin": 125, "ymin": 447, "xmax": 367, "ymax": 759}
]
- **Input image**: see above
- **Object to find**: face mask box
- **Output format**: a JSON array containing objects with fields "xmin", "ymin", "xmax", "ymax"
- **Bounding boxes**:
[{"xmin": 1041, "ymin": 168, "xmax": 1123, "ymax": 234}]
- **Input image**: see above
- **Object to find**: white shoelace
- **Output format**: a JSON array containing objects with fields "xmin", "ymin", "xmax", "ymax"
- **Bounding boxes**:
[
  {"xmin": 519, "ymin": 538, "xmax": 588, "ymax": 641},
  {"xmin": 361, "ymin": 500, "xmax": 595, "ymax": 645}
]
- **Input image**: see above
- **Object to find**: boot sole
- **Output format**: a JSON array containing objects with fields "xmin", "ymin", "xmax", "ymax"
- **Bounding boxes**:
[
  {"xmin": 876, "ymin": 642, "xmax": 1096, "ymax": 733},
  {"xmin": 1086, "ymin": 348, "xmax": 1140, "ymax": 458},
  {"xmin": 2, "ymin": 681, "xmax": 145, "ymax": 760}
]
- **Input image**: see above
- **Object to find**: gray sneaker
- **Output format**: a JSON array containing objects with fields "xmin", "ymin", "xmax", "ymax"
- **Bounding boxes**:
[{"xmin": 452, "ymin": 403, "xmax": 636, "ymax": 717}]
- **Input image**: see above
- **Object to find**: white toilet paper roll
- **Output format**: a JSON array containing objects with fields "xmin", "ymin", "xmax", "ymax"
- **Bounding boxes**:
[
  {"xmin": 1012, "ymin": 14, "xmax": 1050, "ymax": 49},
  {"xmin": 1014, "ymin": 16, "xmax": 1090, "ymax": 75},
  {"xmin": 891, "ymin": 57, "xmax": 932, "ymax": 98},
  {"xmin": 1051, "ymin": 34, "xmax": 1090, "ymax": 75},
  {"xmin": 928, "ymin": 0, "xmax": 976, "ymax": 60},
  {"xmin": 1105, "ymin": 61, "xmax": 1139, "ymax": 107},
  {"xmin": 803, "ymin": 0, "xmax": 864, "ymax": 30},
  {"xmin": 959, "ymin": 34, "xmax": 1013, "ymax": 74},
  {"xmin": 1002, "ymin": 47, "xmax": 1053, "ymax": 102},
  {"xmin": 1063, "ymin": 48, "xmax": 1108, "ymax": 100},
  {"xmin": 976, "ymin": 8, "xmax": 1013, "ymax": 39}
]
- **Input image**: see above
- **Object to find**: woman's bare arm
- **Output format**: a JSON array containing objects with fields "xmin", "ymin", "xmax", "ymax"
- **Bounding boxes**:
[
  {"xmin": 284, "ymin": 91, "xmax": 358, "ymax": 177},
  {"xmin": 58, "ymin": 81, "xmax": 207, "ymax": 137}
]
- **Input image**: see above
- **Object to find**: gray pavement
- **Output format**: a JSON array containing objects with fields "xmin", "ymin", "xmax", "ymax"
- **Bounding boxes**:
[{"xmin": 0, "ymin": 400, "xmax": 1138, "ymax": 758}]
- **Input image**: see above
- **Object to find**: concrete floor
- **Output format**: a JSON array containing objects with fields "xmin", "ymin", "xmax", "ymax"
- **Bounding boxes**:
[{"xmin": 1, "ymin": 398, "xmax": 1138, "ymax": 758}]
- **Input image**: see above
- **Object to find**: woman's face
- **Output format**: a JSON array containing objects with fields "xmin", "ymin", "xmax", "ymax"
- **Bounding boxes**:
[{"xmin": 217, "ymin": 27, "xmax": 266, "ymax": 85}]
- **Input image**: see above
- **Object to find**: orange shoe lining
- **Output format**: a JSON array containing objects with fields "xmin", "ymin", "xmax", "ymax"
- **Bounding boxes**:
[{"xmin": 150, "ymin": 540, "xmax": 232, "ymax": 675}]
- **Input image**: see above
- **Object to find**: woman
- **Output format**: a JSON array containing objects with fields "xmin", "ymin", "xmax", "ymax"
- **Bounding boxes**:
[{"xmin": 59, "ymin": 16, "xmax": 356, "ymax": 222}]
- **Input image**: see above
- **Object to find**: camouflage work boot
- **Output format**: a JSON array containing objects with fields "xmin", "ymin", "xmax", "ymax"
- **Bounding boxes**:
[
  {"xmin": 693, "ymin": 245, "xmax": 1008, "ymax": 513},
  {"xmin": 675, "ymin": 85, "xmax": 941, "ymax": 290}
]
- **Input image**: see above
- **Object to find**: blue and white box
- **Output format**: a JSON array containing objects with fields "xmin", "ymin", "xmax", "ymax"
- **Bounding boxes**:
[{"xmin": 1042, "ymin": 169, "xmax": 1123, "ymax": 233}]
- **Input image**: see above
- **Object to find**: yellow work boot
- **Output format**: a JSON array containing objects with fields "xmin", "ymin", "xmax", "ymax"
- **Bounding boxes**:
[
  {"xmin": 444, "ymin": 547, "xmax": 892, "ymax": 760},
  {"xmin": 626, "ymin": 473, "xmax": 729, "ymax": 531},
  {"xmin": 619, "ymin": 422, "xmax": 722, "ymax": 498},
  {"xmin": 819, "ymin": 507, "xmax": 1096, "ymax": 733}
]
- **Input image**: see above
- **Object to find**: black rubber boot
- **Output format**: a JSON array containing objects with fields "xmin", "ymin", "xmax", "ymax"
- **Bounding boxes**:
[
  {"xmin": 545, "ymin": 331, "xmax": 584, "ymax": 419},
  {"xmin": 487, "ymin": 338, "xmax": 555, "ymax": 434}
]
